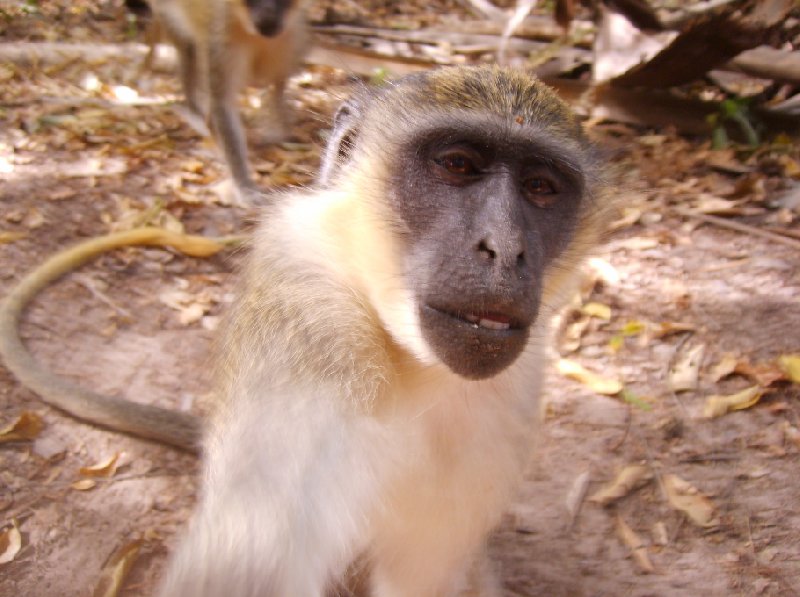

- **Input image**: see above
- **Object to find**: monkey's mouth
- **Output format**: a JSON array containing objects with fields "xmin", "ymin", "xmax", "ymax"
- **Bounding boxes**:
[
  {"xmin": 460, "ymin": 311, "xmax": 513, "ymax": 331},
  {"xmin": 428, "ymin": 306, "xmax": 525, "ymax": 334},
  {"xmin": 420, "ymin": 304, "xmax": 532, "ymax": 379}
]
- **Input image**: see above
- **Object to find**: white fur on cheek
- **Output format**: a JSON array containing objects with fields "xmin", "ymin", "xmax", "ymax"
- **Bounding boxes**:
[{"xmin": 373, "ymin": 284, "xmax": 437, "ymax": 366}]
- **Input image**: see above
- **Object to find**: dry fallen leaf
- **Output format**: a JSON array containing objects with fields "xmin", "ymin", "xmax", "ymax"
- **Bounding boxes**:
[
  {"xmin": 621, "ymin": 320, "xmax": 647, "ymax": 337},
  {"xmin": 71, "ymin": 479, "xmax": 98, "ymax": 491},
  {"xmin": 93, "ymin": 539, "xmax": 144, "ymax": 597},
  {"xmin": 662, "ymin": 474, "xmax": 719, "ymax": 528},
  {"xmin": 79, "ymin": 453, "xmax": 121, "ymax": 478},
  {"xmin": 778, "ymin": 154, "xmax": 800, "ymax": 178},
  {"xmin": 653, "ymin": 321, "xmax": 696, "ymax": 338},
  {"xmin": 0, "ymin": 520, "xmax": 22, "ymax": 565},
  {"xmin": 0, "ymin": 411, "xmax": 44, "ymax": 443},
  {"xmin": 669, "ymin": 344, "xmax": 705, "ymax": 392},
  {"xmin": 616, "ymin": 515, "xmax": 655, "ymax": 574},
  {"xmin": 703, "ymin": 386, "xmax": 764, "ymax": 419},
  {"xmin": 651, "ymin": 521, "xmax": 669, "ymax": 547},
  {"xmin": 23, "ymin": 208, "xmax": 45, "ymax": 229},
  {"xmin": 607, "ymin": 334, "xmax": 624, "ymax": 353},
  {"xmin": 557, "ymin": 359, "xmax": 623, "ymax": 396},
  {"xmin": 581, "ymin": 302, "xmax": 612, "ymax": 320},
  {"xmin": 586, "ymin": 257, "xmax": 621, "ymax": 286},
  {"xmin": 709, "ymin": 353, "xmax": 739, "ymax": 382},
  {"xmin": 693, "ymin": 195, "xmax": 745, "ymax": 215},
  {"xmin": 778, "ymin": 354, "xmax": 800, "ymax": 384},
  {"xmin": 561, "ymin": 316, "xmax": 591, "ymax": 353},
  {"xmin": 615, "ymin": 237, "xmax": 660, "ymax": 251},
  {"xmin": 159, "ymin": 286, "xmax": 215, "ymax": 326},
  {"xmin": 734, "ymin": 360, "xmax": 785, "ymax": 387},
  {"xmin": 589, "ymin": 464, "xmax": 653, "ymax": 506},
  {"xmin": 565, "ymin": 470, "xmax": 591, "ymax": 519},
  {"xmin": 0, "ymin": 230, "xmax": 27, "ymax": 244}
]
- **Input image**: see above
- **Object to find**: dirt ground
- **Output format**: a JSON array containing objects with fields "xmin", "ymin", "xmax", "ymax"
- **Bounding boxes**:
[{"xmin": 1, "ymin": 3, "xmax": 799, "ymax": 597}]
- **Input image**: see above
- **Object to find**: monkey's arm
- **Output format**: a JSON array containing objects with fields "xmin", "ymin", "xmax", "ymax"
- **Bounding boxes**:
[
  {"xmin": 0, "ymin": 228, "xmax": 242, "ymax": 452},
  {"xmin": 158, "ymin": 383, "xmax": 384, "ymax": 596}
]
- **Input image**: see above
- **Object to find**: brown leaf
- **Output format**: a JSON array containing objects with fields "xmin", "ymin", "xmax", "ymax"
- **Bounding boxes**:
[
  {"xmin": 93, "ymin": 539, "xmax": 144, "ymax": 597},
  {"xmin": 581, "ymin": 302, "xmax": 612, "ymax": 320},
  {"xmin": 565, "ymin": 470, "xmax": 591, "ymax": 519},
  {"xmin": 709, "ymin": 354, "xmax": 739, "ymax": 382},
  {"xmin": 778, "ymin": 354, "xmax": 800, "ymax": 384},
  {"xmin": 653, "ymin": 321, "xmax": 696, "ymax": 338},
  {"xmin": 586, "ymin": 257, "xmax": 621, "ymax": 287},
  {"xmin": 651, "ymin": 521, "xmax": 669, "ymax": 547},
  {"xmin": 734, "ymin": 361, "xmax": 785, "ymax": 387},
  {"xmin": 662, "ymin": 474, "xmax": 719, "ymax": 528},
  {"xmin": 23, "ymin": 208, "xmax": 45, "ymax": 229},
  {"xmin": 616, "ymin": 515, "xmax": 655, "ymax": 574},
  {"xmin": 692, "ymin": 194, "xmax": 761, "ymax": 216},
  {"xmin": 703, "ymin": 386, "xmax": 764, "ymax": 419},
  {"xmin": 0, "ymin": 520, "xmax": 22, "ymax": 565},
  {"xmin": 0, "ymin": 412, "xmax": 44, "ymax": 443},
  {"xmin": 557, "ymin": 359, "xmax": 623, "ymax": 396},
  {"xmin": 668, "ymin": 344, "xmax": 704, "ymax": 392},
  {"xmin": 589, "ymin": 465, "xmax": 653, "ymax": 506},
  {"xmin": 0, "ymin": 231, "xmax": 27, "ymax": 244},
  {"xmin": 79, "ymin": 453, "xmax": 121, "ymax": 478},
  {"xmin": 71, "ymin": 479, "xmax": 97, "ymax": 491},
  {"xmin": 561, "ymin": 316, "xmax": 590, "ymax": 353}
]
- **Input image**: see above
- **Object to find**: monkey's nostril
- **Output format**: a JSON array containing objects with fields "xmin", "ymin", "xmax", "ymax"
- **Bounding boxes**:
[{"xmin": 478, "ymin": 240, "xmax": 496, "ymax": 259}]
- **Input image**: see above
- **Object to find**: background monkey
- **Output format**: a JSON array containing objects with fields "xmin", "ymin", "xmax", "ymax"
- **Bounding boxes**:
[
  {"xmin": 146, "ymin": 0, "xmax": 307, "ymax": 200},
  {"xmin": 157, "ymin": 65, "xmax": 611, "ymax": 596}
]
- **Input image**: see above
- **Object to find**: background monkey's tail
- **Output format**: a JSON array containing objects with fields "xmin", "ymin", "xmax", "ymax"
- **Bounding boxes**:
[{"xmin": 0, "ymin": 228, "xmax": 243, "ymax": 453}]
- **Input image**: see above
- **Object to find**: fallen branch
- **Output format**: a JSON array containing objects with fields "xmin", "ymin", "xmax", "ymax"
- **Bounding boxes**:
[
  {"xmin": 727, "ymin": 46, "xmax": 800, "ymax": 84},
  {"xmin": 308, "ymin": 41, "xmax": 432, "ymax": 76},
  {"xmin": 0, "ymin": 41, "xmax": 435, "ymax": 78},
  {"xmin": 547, "ymin": 79, "xmax": 800, "ymax": 137},
  {"xmin": 675, "ymin": 208, "xmax": 800, "ymax": 250},
  {"xmin": 0, "ymin": 41, "xmax": 146, "ymax": 66},
  {"xmin": 613, "ymin": 0, "xmax": 794, "ymax": 89}
]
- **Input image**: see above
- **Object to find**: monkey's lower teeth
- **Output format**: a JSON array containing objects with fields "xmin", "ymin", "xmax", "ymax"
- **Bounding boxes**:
[
  {"xmin": 478, "ymin": 318, "xmax": 510, "ymax": 331},
  {"xmin": 464, "ymin": 313, "xmax": 510, "ymax": 331}
]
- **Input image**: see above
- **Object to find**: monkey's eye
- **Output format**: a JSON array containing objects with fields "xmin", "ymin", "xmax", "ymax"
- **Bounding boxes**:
[
  {"xmin": 523, "ymin": 177, "xmax": 558, "ymax": 208},
  {"xmin": 432, "ymin": 148, "xmax": 482, "ymax": 182}
]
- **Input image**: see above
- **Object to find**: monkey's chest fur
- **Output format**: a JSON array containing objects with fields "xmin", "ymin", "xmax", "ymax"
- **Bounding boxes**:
[{"xmin": 365, "ymin": 360, "xmax": 543, "ymax": 567}]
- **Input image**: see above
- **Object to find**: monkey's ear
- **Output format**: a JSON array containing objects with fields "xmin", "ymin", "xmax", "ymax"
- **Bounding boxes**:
[{"xmin": 318, "ymin": 98, "xmax": 362, "ymax": 187}]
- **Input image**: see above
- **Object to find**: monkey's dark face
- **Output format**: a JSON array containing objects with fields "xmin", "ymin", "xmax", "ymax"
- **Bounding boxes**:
[
  {"xmin": 246, "ymin": 0, "xmax": 293, "ymax": 37},
  {"xmin": 391, "ymin": 125, "xmax": 585, "ymax": 380},
  {"xmin": 326, "ymin": 66, "xmax": 599, "ymax": 379}
]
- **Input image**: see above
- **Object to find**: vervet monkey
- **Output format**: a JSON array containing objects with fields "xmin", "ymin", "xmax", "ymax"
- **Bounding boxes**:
[
  {"xmin": 0, "ymin": 64, "xmax": 609, "ymax": 596},
  {"xmin": 147, "ymin": 0, "xmax": 307, "ymax": 199},
  {"xmin": 156, "ymin": 65, "xmax": 611, "ymax": 596}
]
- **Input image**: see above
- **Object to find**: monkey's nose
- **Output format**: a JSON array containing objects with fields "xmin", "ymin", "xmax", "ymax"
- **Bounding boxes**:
[{"xmin": 476, "ymin": 237, "xmax": 526, "ymax": 269}]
